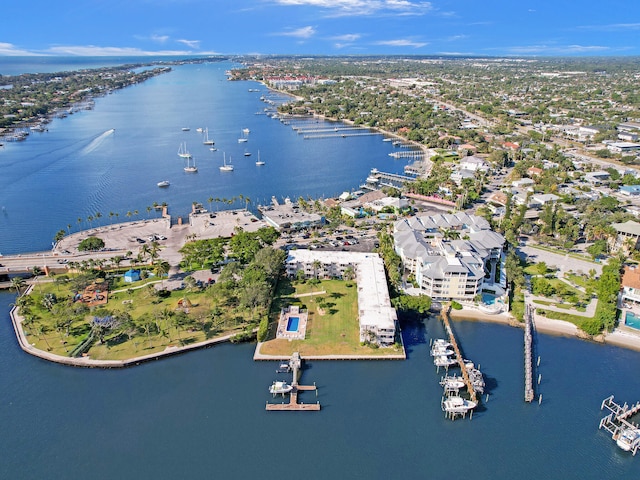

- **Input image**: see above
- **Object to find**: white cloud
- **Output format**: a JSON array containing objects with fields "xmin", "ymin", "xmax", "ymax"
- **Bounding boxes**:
[
  {"xmin": 177, "ymin": 39, "xmax": 201, "ymax": 49},
  {"xmin": 445, "ymin": 34, "xmax": 467, "ymax": 42},
  {"xmin": 331, "ymin": 33, "xmax": 362, "ymax": 42},
  {"xmin": 374, "ymin": 39, "xmax": 428, "ymax": 48},
  {"xmin": 273, "ymin": 0, "xmax": 433, "ymax": 17},
  {"xmin": 577, "ymin": 23, "xmax": 640, "ymax": 31},
  {"xmin": 44, "ymin": 45, "xmax": 203, "ymax": 56},
  {"xmin": 274, "ymin": 26, "xmax": 317, "ymax": 38},
  {"xmin": 502, "ymin": 44, "xmax": 610, "ymax": 55},
  {"xmin": 151, "ymin": 34, "xmax": 170, "ymax": 43},
  {"xmin": 0, "ymin": 42, "xmax": 39, "ymax": 56}
]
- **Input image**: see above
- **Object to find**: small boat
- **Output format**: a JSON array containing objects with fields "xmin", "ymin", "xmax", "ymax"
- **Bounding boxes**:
[
  {"xmin": 616, "ymin": 426, "xmax": 640, "ymax": 452},
  {"xmin": 244, "ymin": 150, "xmax": 251, "ymax": 157},
  {"xmin": 434, "ymin": 355, "xmax": 457, "ymax": 367},
  {"xmin": 203, "ymin": 127, "xmax": 215, "ymax": 146},
  {"xmin": 157, "ymin": 180, "xmax": 170, "ymax": 187},
  {"xmin": 276, "ymin": 362, "xmax": 291, "ymax": 373},
  {"xmin": 242, "ymin": 128, "xmax": 250, "ymax": 134},
  {"xmin": 442, "ymin": 396, "xmax": 477, "ymax": 414},
  {"xmin": 269, "ymin": 381, "xmax": 293, "ymax": 395},
  {"xmin": 440, "ymin": 375, "xmax": 465, "ymax": 391},
  {"xmin": 220, "ymin": 153, "xmax": 233, "ymax": 172},
  {"xmin": 178, "ymin": 142, "xmax": 192, "ymax": 159},
  {"xmin": 196, "ymin": 127, "xmax": 203, "ymax": 133},
  {"xmin": 431, "ymin": 345, "xmax": 455, "ymax": 357},
  {"xmin": 255, "ymin": 151, "xmax": 265, "ymax": 166},
  {"xmin": 209, "ymin": 147, "xmax": 217, "ymax": 151},
  {"xmin": 181, "ymin": 127, "xmax": 190, "ymax": 131}
]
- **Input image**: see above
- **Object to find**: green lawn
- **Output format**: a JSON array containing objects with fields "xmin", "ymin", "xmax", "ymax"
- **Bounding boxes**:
[{"xmin": 258, "ymin": 278, "xmax": 403, "ymax": 357}]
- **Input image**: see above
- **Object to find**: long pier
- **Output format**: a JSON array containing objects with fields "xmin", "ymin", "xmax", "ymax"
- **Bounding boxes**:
[
  {"xmin": 440, "ymin": 305, "xmax": 477, "ymax": 404},
  {"xmin": 599, "ymin": 395, "xmax": 640, "ymax": 455},
  {"xmin": 524, "ymin": 303, "xmax": 535, "ymax": 402},
  {"xmin": 388, "ymin": 151, "xmax": 425, "ymax": 159},
  {"xmin": 303, "ymin": 132, "xmax": 381, "ymax": 139},
  {"xmin": 266, "ymin": 352, "xmax": 321, "ymax": 411}
]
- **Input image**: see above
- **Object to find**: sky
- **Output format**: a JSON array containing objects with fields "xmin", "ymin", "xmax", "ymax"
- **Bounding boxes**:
[{"xmin": 1, "ymin": 0, "xmax": 639, "ymax": 57}]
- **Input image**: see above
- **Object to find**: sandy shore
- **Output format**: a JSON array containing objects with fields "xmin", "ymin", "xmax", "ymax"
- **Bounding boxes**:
[{"xmin": 448, "ymin": 306, "xmax": 640, "ymax": 352}]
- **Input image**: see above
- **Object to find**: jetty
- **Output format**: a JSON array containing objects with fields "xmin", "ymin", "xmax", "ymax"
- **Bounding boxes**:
[
  {"xmin": 524, "ymin": 303, "xmax": 535, "ymax": 402},
  {"xmin": 266, "ymin": 352, "xmax": 320, "ymax": 411},
  {"xmin": 440, "ymin": 305, "xmax": 477, "ymax": 404},
  {"xmin": 599, "ymin": 395, "xmax": 640, "ymax": 455}
]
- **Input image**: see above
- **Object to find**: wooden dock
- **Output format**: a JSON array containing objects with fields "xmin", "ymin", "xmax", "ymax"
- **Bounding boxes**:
[
  {"xmin": 599, "ymin": 395, "xmax": 640, "ymax": 455},
  {"xmin": 524, "ymin": 303, "xmax": 535, "ymax": 403},
  {"xmin": 266, "ymin": 352, "xmax": 321, "ymax": 412},
  {"xmin": 440, "ymin": 305, "xmax": 477, "ymax": 404}
]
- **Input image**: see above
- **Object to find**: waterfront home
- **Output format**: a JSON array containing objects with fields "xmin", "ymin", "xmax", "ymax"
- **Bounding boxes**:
[
  {"xmin": 619, "ymin": 265, "xmax": 640, "ymax": 306},
  {"xmin": 393, "ymin": 213, "xmax": 505, "ymax": 301},
  {"xmin": 285, "ymin": 250, "xmax": 397, "ymax": 346},
  {"xmin": 610, "ymin": 221, "xmax": 640, "ymax": 254}
]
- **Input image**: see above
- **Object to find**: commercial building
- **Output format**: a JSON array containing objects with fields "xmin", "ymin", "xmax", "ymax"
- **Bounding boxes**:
[
  {"xmin": 285, "ymin": 250, "xmax": 397, "ymax": 346},
  {"xmin": 393, "ymin": 213, "xmax": 505, "ymax": 301}
]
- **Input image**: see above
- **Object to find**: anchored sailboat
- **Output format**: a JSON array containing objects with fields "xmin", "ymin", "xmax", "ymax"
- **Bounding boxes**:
[{"xmin": 220, "ymin": 153, "xmax": 234, "ymax": 171}]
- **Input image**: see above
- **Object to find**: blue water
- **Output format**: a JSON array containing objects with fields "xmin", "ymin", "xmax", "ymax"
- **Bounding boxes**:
[
  {"xmin": 1, "ymin": 59, "xmax": 640, "ymax": 479},
  {"xmin": 286, "ymin": 316, "xmax": 300, "ymax": 332},
  {"xmin": 625, "ymin": 311, "xmax": 640, "ymax": 330},
  {"xmin": 482, "ymin": 293, "xmax": 496, "ymax": 305}
]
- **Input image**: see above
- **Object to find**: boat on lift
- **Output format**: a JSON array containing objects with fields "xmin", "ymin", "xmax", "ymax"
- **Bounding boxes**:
[
  {"xmin": 616, "ymin": 426, "xmax": 640, "ymax": 452},
  {"xmin": 433, "ymin": 355, "xmax": 457, "ymax": 367},
  {"xmin": 442, "ymin": 396, "xmax": 477, "ymax": 414},
  {"xmin": 269, "ymin": 381, "xmax": 293, "ymax": 395}
]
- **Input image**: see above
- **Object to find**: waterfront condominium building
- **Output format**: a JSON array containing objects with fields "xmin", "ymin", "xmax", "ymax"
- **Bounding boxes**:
[
  {"xmin": 393, "ymin": 213, "xmax": 505, "ymax": 301},
  {"xmin": 285, "ymin": 250, "xmax": 397, "ymax": 346}
]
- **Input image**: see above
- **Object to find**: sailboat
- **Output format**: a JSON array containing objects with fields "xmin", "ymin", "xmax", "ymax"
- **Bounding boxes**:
[
  {"xmin": 184, "ymin": 156, "xmax": 198, "ymax": 173},
  {"xmin": 255, "ymin": 150, "xmax": 265, "ymax": 166},
  {"xmin": 238, "ymin": 129, "xmax": 248, "ymax": 143},
  {"xmin": 220, "ymin": 153, "xmax": 234, "ymax": 172},
  {"xmin": 177, "ymin": 142, "xmax": 192, "ymax": 159},
  {"xmin": 203, "ymin": 128, "xmax": 215, "ymax": 146}
]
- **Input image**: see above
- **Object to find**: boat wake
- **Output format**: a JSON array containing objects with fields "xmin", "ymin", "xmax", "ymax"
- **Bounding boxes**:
[{"xmin": 80, "ymin": 128, "xmax": 115, "ymax": 155}]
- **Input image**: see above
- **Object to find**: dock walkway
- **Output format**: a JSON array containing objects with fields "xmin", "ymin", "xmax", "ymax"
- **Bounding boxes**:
[
  {"xmin": 440, "ymin": 305, "xmax": 477, "ymax": 404},
  {"xmin": 524, "ymin": 303, "xmax": 535, "ymax": 402}
]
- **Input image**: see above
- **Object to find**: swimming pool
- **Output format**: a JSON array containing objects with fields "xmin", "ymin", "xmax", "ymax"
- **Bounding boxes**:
[
  {"xmin": 286, "ymin": 316, "xmax": 300, "ymax": 332},
  {"xmin": 482, "ymin": 293, "xmax": 496, "ymax": 305},
  {"xmin": 625, "ymin": 311, "xmax": 640, "ymax": 330}
]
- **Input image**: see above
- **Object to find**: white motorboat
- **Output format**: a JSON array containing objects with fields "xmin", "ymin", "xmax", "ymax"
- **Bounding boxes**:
[
  {"xmin": 430, "ymin": 344, "xmax": 455, "ymax": 357},
  {"xmin": 157, "ymin": 180, "xmax": 170, "ymax": 187},
  {"xmin": 196, "ymin": 127, "xmax": 203, "ymax": 133},
  {"xmin": 220, "ymin": 153, "xmax": 233, "ymax": 172},
  {"xmin": 242, "ymin": 128, "xmax": 250, "ymax": 134},
  {"xmin": 616, "ymin": 426, "xmax": 640, "ymax": 452},
  {"xmin": 269, "ymin": 381, "xmax": 293, "ymax": 395},
  {"xmin": 181, "ymin": 127, "xmax": 190, "ymax": 131},
  {"xmin": 440, "ymin": 375, "xmax": 465, "ymax": 391},
  {"xmin": 442, "ymin": 396, "xmax": 477, "ymax": 414},
  {"xmin": 434, "ymin": 355, "xmax": 457, "ymax": 367}
]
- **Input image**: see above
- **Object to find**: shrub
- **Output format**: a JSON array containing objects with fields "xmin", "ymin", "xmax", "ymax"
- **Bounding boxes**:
[{"xmin": 450, "ymin": 301, "xmax": 463, "ymax": 310}]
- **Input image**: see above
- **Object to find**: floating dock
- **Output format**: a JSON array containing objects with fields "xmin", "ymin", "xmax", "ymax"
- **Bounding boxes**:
[
  {"xmin": 599, "ymin": 395, "xmax": 640, "ymax": 455},
  {"xmin": 266, "ymin": 352, "xmax": 320, "ymax": 412}
]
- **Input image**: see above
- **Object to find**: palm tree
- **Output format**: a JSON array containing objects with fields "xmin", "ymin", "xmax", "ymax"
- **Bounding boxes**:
[
  {"xmin": 87, "ymin": 215, "xmax": 94, "ymax": 229},
  {"xmin": 312, "ymin": 260, "xmax": 322, "ymax": 279},
  {"xmin": 146, "ymin": 206, "xmax": 152, "ymax": 218},
  {"xmin": 214, "ymin": 197, "xmax": 221, "ymax": 211},
  {"xmin": 133, "ymin": 210, "xmax": 139, "ymax": 220},
  {"xmin": 95, "ymin": 212, "xmax": 102, "ymax": 225},
  {"xmin": 154, "ymin": 261, "xmax": 171, "ymax": 288},
  {"xmin": 208, "ymin": 196, "xmax": 214, "ymax": 212},
  {"xmin": 109, "ymin": 211, "xmax": 115, "ymax": 224},
  {"xmin": 67, "ymin": 224, "xmax": 72, "ymax": 235},
  {"xmin": 77, "ymin": 217, "xmax": 83, "ymax": 230},
  {"xmin": 126, "ymin": 211, "xmax": 132, "ymax": 222},
  {"xmin": 11, "ymin": 277, "xmax": 25, "ymax": 296}
]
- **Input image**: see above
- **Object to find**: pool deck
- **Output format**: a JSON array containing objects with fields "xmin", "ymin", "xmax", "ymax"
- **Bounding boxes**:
[{"xmin": 276, "ymin": 306, "xmax": 308, "ymax": 341}]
